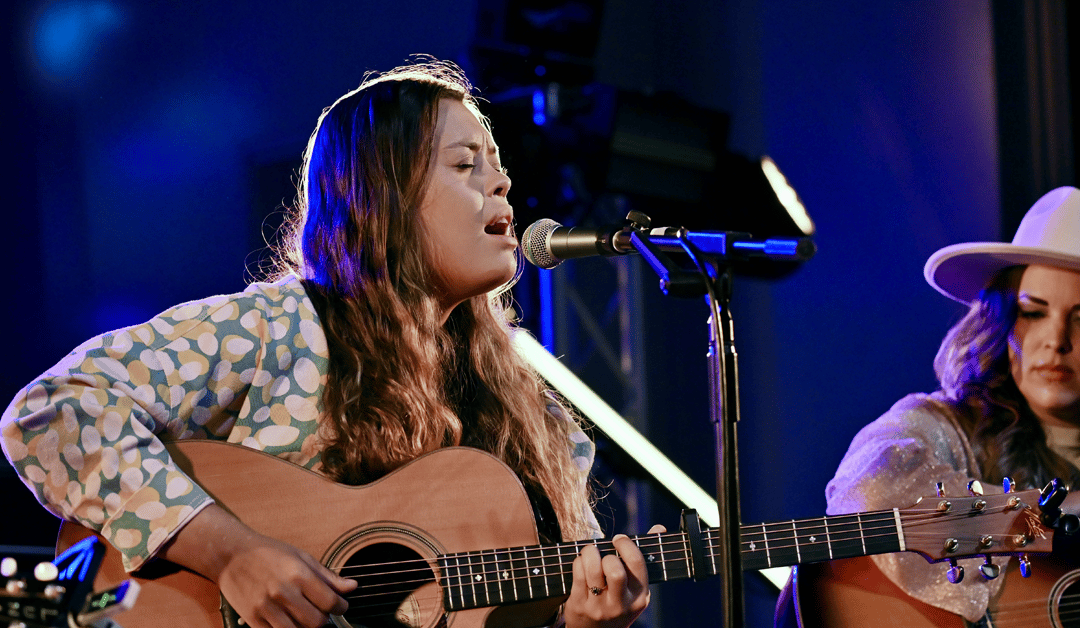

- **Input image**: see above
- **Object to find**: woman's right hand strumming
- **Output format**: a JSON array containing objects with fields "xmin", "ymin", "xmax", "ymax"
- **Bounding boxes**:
[{"xmin": 162, "ymin": 504, "xmax": 358, "ymax": 628}]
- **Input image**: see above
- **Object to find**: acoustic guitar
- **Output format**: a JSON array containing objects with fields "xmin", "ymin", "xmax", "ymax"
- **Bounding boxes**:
[{"xmin": 54, "ymin": 440, "xmax": 1054, "ymax": 628}]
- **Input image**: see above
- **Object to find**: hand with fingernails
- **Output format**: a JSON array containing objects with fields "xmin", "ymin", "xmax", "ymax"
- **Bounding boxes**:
[{"xmin": 562, "ymin": 525, "xmax": 666, "ymax": 628}]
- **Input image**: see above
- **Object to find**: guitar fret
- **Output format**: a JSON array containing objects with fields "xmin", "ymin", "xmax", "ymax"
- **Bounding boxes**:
[
  {"xmin": 824, "ymin": 516, "xmax": 833, "ymax": 559},
  {"xmin": 494, "ymin": 549, "xmax": 510, "ymax": 604},
  {"xmin": 480, "ymin": 549, "xmax": 495, "ymax": 606},
  {"xmin": 857, "ymin": 513, "xmax": 866, "ymax": 555},
  {"xmin": 511, "ymin": 547, "xmax": 526, "ymax": 602},
  {"xmin": 791, "ymin": 520, "xmax": 801, "ymax": 564},
  {"xmin": 437, "ymin": 555, "xmax": 454, "ymax": 611},
  {"xmin": 466, "ymin": 552, "xmax": 479, "ymax": 609},
  {"xmin": 708, "ymin": 530, "xmax": 717, "ymax": 577},
  {"xmin": 454, "ymin": 554, "xmax": 468, "ymax": 611},
  {"xmin": 523, "ymin": 547, "xmax": 545, "ymax": 600},
  {"xmin": 680, "ymin": 531, "xmax": 691, "ymax": 580},
  {"xmin": 657, "ymin": 536, "xmax": 668, "ymax": 581},
  {"xmin": 762, "ymin": 522, "xmax": 771, "ymax": 567},
  {"xmin": 893, "ymin": 509, "xmax": 906, "ymax": 551}
]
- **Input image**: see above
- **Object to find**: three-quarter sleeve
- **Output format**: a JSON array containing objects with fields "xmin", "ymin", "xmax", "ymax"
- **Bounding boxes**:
[
  {"xmin": 825, "ymin": 393, "xmax": 1006, "ymax": 623},
  {"xmin": 1, "ymin": 291, "xmax": 267, "ymax": 571}
]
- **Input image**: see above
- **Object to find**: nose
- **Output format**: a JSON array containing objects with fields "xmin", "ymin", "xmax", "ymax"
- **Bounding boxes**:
[
  {"xmin": 488, "ymin": 167, "xmax": 511, "ymax": 198},
  {"xmin": 1046, "ymin": 315, "xmax": 1074, "ymax": 354}
]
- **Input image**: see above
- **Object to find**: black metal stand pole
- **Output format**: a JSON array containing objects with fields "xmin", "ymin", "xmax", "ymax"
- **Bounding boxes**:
[
  {"xmin": 628, "ymin": 230, "xmax": 745, "ymax": 627},
  {"xmin": 705, "ymin": 266, "xmax": 744, "ymax": 628}
]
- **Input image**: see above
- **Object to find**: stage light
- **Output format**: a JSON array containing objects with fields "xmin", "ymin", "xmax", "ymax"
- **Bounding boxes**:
[
  {"xmin": 31, "ymin": 1, "xmax": 122, "ymax": 83},
  {"xmin": 761, "ymin": 156, "xmax": 814, "ymax": 236},
  {"xmin": 513, "ymin": 330, "xmax": 791, "ymax": 589}
]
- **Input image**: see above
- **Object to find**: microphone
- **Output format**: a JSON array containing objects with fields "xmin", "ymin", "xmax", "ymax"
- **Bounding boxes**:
[
  {"xmin": 520, "ymin": 218, "xmax": 816, "ymax": 269},
  {"xmin": 520, "ymin": 218, "xmax": 640, "ymax": 269}
]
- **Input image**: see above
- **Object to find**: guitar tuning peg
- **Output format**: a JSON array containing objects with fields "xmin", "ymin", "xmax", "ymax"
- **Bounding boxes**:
[
  {"xmin": 33, "ymin": 561, "xmax": 58, "ymax": 582},
  {"xmin": 5, "ymin": 577, "xmax": 27, "ymax": 594},
  {"xmin": 1019, "ymin": 554, "xmax": 1032, "ymax": 578},
  {"xmin": 1039, "ymin": 478, "xmax": 1068, "ymax": 528},
  {"xmin": 935, "ymin": 482, "xmax": 945, "ymax": 497},
  {"xmin": 0, "ymin": 557, "xmax": 15, "ymax": 578},
  {"xmin": 979, "ymin": 556, "xmax": 1000, "ymax": 580},
  {"xmin": 1003, "ymin": 477, "xmax": 1014, "ymax": 493},
  {"xmin": 1059, "ymin": 514, "xmax": 1080, "ymax": 536},
  {"xmin": 967, "ymin": 480, "xmax": 984, "ymax": 496},
  {"xmin": 946, "ymin": 559, "xmax": 964, "ymax": 584}
]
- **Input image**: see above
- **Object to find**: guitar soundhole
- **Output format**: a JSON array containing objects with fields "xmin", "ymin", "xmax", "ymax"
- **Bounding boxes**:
[
  {"xmin": 340, "ymin": 542, "xmax": 441, "ymax": 628},
  {"xmin": 1050, "ymin": 569, "xmax": 1080, "ymax": 628}
]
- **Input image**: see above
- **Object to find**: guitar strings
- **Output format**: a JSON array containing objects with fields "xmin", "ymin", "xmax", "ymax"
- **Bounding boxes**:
[
  {"xmin": 327, "ymin": 505, "xmax": 1032, "ymax": 618},
  {"xmin": 329, "ymin": 503, "xmax": 1021, "ymax": 581},
  {"xmin": 976, "ymin": 588, "xmax": 1080, "ymax": 626}
]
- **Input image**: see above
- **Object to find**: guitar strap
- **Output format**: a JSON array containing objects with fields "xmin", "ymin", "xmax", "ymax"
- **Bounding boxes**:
[{"xmin": 526, "ymin": 484, "xmax": 563, "ymax": 544}]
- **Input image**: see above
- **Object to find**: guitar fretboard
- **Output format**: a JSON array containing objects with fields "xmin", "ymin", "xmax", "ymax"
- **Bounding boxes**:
[
  {"xmin": 740, "ymin": 510, "xmax": 902, "ymax": 571},
  {"xmin": 438, "ymin": 509, "xmax": 903, "ymax": 611}
]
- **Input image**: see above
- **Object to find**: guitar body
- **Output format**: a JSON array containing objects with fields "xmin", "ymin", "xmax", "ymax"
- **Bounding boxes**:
[
  {"xmin": 789, "ymin": 554, "xmax": 1080, "ymax": 628},
  {"xmin": 57, "ymin": 441, "xmax": 564, "ymax": 628},
  {"xmin": 790, "ymin": 557, "xmax": 966, "ymax": 628}
]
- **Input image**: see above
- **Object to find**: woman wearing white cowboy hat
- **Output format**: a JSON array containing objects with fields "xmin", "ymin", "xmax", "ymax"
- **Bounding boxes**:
[{"xmin": 820, "ymin": 186, "xmax": 1080, "ymax": 625}]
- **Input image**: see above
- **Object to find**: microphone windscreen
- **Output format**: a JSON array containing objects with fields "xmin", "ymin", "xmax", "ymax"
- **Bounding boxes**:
[{"xmin": 520, "ymin": 218, "xmax": 562, "ymax": 269}]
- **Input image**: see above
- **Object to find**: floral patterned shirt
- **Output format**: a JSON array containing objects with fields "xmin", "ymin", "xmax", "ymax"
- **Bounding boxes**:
[{"xmin": 1, "ymin": 275, "xmax": 598, "ymax": 571}]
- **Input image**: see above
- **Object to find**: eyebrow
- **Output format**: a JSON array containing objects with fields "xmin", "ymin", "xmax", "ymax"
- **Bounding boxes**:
[
  {"xmin": 1018, "ymin": 293, "xmax": 1080, "ymax": 310},
  {"xmin": 443, "ymin": 139, "xmax": 500, "ymax": 155}
]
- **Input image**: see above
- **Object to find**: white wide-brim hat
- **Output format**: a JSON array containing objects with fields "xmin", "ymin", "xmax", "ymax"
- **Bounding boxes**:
[{"xmin": 924, "ymin": 186, "xmax": 1080, "ymax": 304}]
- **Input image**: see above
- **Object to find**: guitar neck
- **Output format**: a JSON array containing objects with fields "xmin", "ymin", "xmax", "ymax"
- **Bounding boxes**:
[
  {"xmin": 740, "ymin": 509, "xmax": 902, "ymax": 571},
  {"xmin": 439, "ymin": 509, "xmax": 903, "ymax": 611}
]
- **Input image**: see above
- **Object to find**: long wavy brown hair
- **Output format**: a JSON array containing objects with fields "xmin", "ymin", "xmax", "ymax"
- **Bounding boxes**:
[
  {"xmin": 935, "ymin": 265, "xmax": 1080, "ymax": 489},
  {"xmin": 272, "ymin": 59, "xmax": 594, "ymax": 540}
]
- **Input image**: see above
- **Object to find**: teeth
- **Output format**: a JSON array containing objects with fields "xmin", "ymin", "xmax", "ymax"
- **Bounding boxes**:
[{"xmin": 486, "ymin": 217, "xmax": 511, "ymax": 235}]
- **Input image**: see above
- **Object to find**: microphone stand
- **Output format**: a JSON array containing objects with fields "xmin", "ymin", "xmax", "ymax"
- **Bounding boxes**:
[{"xmin": 628, "ymin": 228, "xmax": 745, "ymax": 627}]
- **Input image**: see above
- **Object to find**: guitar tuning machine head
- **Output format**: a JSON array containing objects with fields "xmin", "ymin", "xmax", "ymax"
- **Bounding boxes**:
[
  {"xmin": 33, "ymin": 561, "xmax": 58, "ymax": 583},
  {"xmin": 935, "ymin": 482, "xmax": 946, "ymax": 498},
  {"xmin": 979, "ymin": 556, "xmax": 1000, "ymax": 580},
  {"xmin": 967, "ymin": 480, "xmax": 984, "ymax": 496},
  {"xmin": 1019, "ymin": 554, "xmax": 1032, "ymax": 578},
  {"xmin": 1003, "ymin": 477, "xmax": 1015, "ymax": 493},
  {"xmin": 946, "ymin": 559, "xmax": 964, "ymax": 584},
  {"xmin": 0, "ymin": 557, "xmax": 15, "ymax": 578}
]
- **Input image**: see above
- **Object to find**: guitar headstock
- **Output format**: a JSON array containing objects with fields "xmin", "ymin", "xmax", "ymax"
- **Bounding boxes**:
[
  {"xmin": 1, "ymin": 536, "xmax": 136, "ymax": 628},
  {"xmin": 2, "ymin": 548, "xmax": 81, "ymax": 628},
  {"xmin": 900, "ymin": 485, "xmax": 1053, "ymax": 563}
]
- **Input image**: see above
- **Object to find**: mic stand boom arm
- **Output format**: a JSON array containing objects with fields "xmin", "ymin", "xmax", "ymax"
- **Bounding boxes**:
[{"xmin": 628, "ymin": 229, "xmax": 746, "ymax": 627}]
